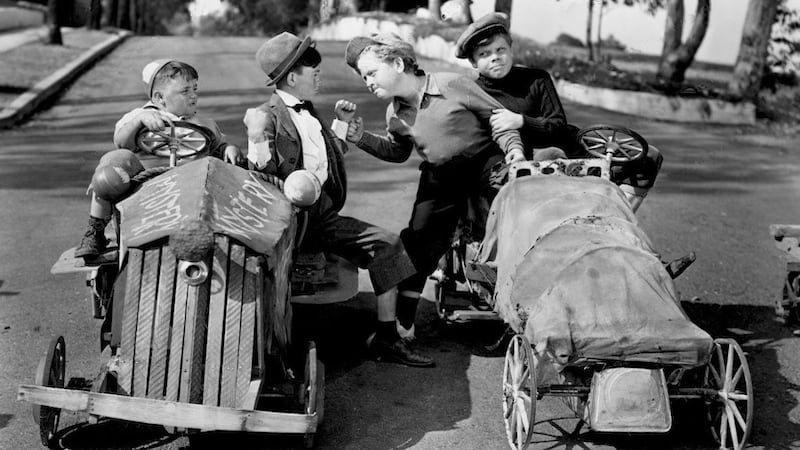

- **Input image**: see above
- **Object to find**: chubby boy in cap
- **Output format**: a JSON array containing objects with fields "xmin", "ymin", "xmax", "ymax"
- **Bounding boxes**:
[
  {"xmin": 242, "ymin": 32, "xmax": 434, "ymax": 368},
  {"xmin": 74, "ymin": 59, "xmax": 242, "ymax": 258},
  {"xmin": 456, "ymin": 13, "xmax": 663, "ymax": 209}
]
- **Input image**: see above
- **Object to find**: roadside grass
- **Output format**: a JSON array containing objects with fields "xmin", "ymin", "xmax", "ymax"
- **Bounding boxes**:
[{"xmin": 0, "ymin": 27, "xmax": 112, "ymax": 110}]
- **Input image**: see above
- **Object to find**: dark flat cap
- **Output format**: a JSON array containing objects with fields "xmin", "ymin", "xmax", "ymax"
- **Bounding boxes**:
[
  {"xmin": 345, "ymin": 36, "xmax": 379, "ymax": 70},
  {"xmin": 256, "ymin": 32, "xmax": 315, "ymax": 86},
  {"xmin": 455, "ymin": 12, "xmax": 509, "ymax": 59}
]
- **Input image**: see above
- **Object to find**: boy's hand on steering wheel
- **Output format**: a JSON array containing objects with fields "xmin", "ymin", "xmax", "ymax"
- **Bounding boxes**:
[
  {"xmin": 223, "ymin": 145, "xmax": 245, "ymax": 166},
  {"xmin": 334, "ymin": 100, "xmax": 357, "ymax": 122},
  {"xmin": 490, "ymin": 108, "xmax": 524, "ymax": 134},
  {"xmin": 504, "ymin": 148, "xmax": 525, "ymax": 164},
  {"xmin": 138, "ymin": 110, "xmax": 170, "ymax": 132},
  {"xmin": 346, "ymin": 117, "xmax": 364, "ymax": 143}
]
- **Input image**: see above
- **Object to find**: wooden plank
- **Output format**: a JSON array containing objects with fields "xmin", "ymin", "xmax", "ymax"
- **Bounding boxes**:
[
  {"xmin": 236, "ymin": 253, "xmax": 257, "ymax": 408},
  {"xmin": 118, "ymin": 249, "xmax": 143, "ymax": 395},
  {"xmin": 148, "ymin": 245, "xmax": 176, "ymax": 399},
  {"xmin": 203, "ymin": 236, "xmax": 229, "ymax": 406},
  {"xmin": 18, "ymin": 385, "xmax": 316, "ymax": 434},
  {"xmin": 181, "ymin": 271, "xmax": 210, "ymax": 404},
  {"xmin": 220, "ymin": 243, "xmax": 245, "ymax": 408},
  {"xmin": 133, "ymin": 248, "xmax": 161, "ymax": 397},
  {"xmin": 166, "ymin": 276, "xmax": 189, "ymax": 401},
  {"xmin": 252, "ymin": 255, "xmax": 267, "ymax": 386}
]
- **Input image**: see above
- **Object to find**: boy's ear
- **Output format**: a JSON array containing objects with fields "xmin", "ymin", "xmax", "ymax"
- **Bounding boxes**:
[
  {"xmin": 393, "ymin": 57, "xmax": 405, "ymax": 73},
  {"xmin": 152, "ymin": 91, "xmax": 165, "ymax": 106},
  {"xmin": 284, "ymin": 71, "xmax": 296, "ymax": 87}
]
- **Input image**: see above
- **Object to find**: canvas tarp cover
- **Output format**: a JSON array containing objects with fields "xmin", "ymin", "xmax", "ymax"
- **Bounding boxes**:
[
  {"xmin": 118, "ymin": 158, "xmax": 293, "ymax": 256},
  {"xmin": 483, "ymin": 176, "xmax": 712, "ymax": 367}
]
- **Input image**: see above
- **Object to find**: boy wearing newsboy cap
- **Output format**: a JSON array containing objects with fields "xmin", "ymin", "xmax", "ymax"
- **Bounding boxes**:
[
  {"xmin": 243, "ymin": 32, "xmax": 434, "ymax": 368},
  {"xmin": 456, "ymin": 12, "xmax": 662, "ymax": 210}
]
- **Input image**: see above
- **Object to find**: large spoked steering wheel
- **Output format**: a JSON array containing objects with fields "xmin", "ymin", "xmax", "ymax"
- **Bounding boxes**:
[
  {"xmin": 577, "ymin": 124, "xmax": 648, "ymax": 163},
  {"xmin": 134, "ymin": 119, "xmax": 213, "ymax": 167}
]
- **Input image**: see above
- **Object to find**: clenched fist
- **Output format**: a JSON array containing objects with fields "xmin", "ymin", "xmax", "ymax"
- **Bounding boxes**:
[
  {"xmin": 334, "ymin": 99, "xmax": 357, "ymax": 122},
  {"xmin": 490, "ymin": 108, "xmax": 524, "ymax": 134},
  {"xmin": 346, "ymin": 117, "xmax": 364, "ymax": 144}
]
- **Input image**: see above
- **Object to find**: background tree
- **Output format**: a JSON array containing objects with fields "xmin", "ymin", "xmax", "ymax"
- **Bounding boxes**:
[
  {"xmin": 46, "ymin": 0, "xmax": 62, "ymax": 45},
  {"xmin": 494, "ymin": 0, "xmax": 512, "ymax": 16},
  {"xmin": 728, "ymin": 0, "xmax": 781, "ymax": 99},
  {"xmin": 89, "ymin": 0, "xmax": 102, "ymax": 29},
  {"xmin": 656, "ymin": 0, "xmax": 710, "ymax": 86},
  {"xmin": 768, "ymin": 1, "xmax": 800, "ymax": 80}
]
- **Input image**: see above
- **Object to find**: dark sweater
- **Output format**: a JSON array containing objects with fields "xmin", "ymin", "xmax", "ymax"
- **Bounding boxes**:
[{"xmin": 476, "ymin": 66, "xmax": 584, "ymax": 158}]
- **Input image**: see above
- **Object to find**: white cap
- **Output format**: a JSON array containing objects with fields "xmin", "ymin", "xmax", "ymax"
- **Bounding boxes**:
[{"xmin": 141, "ymin": 59, "xmax": 175, "ymax": 98}]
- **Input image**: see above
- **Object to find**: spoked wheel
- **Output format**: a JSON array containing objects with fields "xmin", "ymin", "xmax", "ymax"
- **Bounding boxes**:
[
  {"xmin": 503, "ymin": 334, "xmax": 536, "ymax": 450},
  {"xmin": 32, "ymin": 336, "xmax": 66, "ymax": 448},
  {"xmin": 576, "ymin": 124, "xmax": 649, "ymax": 163},
  {"xmin": 302, "ymin": 342, "xmax": 325, "ymax": 449},
  {"xmin": 134, "ymin": 120, "xmax": 213, "ymax": 164},
  {"xmin": 704, "ymin": 338, "xmax": 753, "ymax": 450}
]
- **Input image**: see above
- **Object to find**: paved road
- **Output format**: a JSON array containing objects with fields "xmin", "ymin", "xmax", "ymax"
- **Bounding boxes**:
[{"xmin": 1, "ymin": 37, "xmax": 800, "ymax": 449}]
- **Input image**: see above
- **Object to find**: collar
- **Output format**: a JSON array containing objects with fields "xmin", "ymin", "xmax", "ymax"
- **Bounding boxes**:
[
  {"xmin": 142, "ymin": 101, "xmax": 185, "ymax": 121},
  {"xmin": 395, "ymin": 73, "xmax": 440, "ymax": 110},
  {"xmin": 275, "ymin": 89, "xmax": 303, "ymax": 108}
]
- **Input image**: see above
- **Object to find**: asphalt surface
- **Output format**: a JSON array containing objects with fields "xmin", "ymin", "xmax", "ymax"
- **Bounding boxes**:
[{"xmin": 1, "ymin": 37, "xmax": 799, "ymax": 450}]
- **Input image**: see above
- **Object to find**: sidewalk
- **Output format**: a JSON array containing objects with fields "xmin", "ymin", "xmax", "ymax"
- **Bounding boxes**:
[{"xmin": 0, "ymin": 24, "xmax": 130, "ymax": 128}]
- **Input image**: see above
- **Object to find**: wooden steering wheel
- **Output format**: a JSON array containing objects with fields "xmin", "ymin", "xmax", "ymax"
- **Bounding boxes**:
[
  {"xmin": 577, "ymin": 124, "xmax": 648, "ymax": 163},
  {"xmin": 134, "ymin": 119, "xmax": 213, "ymax": 166}
]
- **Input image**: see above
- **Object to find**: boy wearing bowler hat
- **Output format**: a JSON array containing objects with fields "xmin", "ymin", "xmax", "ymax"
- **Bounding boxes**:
[
  {"xmin": 456, "ymin": 12, "xmax": 663, "ymax": 210},
  {"xmin": 75, "ymin": 59, "xmax": 242, "ymax": 259},
  {"xmin": 243, "ymin": 32, "xmax": 434, "ymax": 368}
]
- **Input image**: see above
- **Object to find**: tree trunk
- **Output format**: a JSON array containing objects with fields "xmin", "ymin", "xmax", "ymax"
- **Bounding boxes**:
[
  {"xmin": 105, "ymin": 0, "xmax": 119, "ymax": 28},
  {"xmin": 596, "ymin": 0, "xmax": 605, "ymax": 60},
  {"xmin": 320, "ymin": 0, "xmax": 335, "ymax": 22},
  {"xmin": 47, "ymin": 0, "xmax": 62, "ymax": 45},
  {"xmin": 428, "ymin": 0, "xmax": 441, "ymax": 20},
  {"xmin": 494, "ymin": 0, "xmax": 512, "ymax": 16},
  {"xmin": 308, "ymin": 0, "xmax": 320, "ymax": 27},
  {"xmin": 338, "ymin": 0, "xmax": 358, "ymax": 14},
  {"xmin": 728, "ymin": 0, "xmax": 780, "ymax": 99},
  {"xmin": 586, "ymin": 0, "xmax": 594, "ymax": 62},
  {"xmin": 118, "ymin": 0, "xmax": 131, "ymax": 29},
  {"xmin": 89, "ymin": 0, "xmax": 102, "ymax": 29},
  {"xmin": 656, "ymin": 0, "xmax": 710, "ymax": 85}
]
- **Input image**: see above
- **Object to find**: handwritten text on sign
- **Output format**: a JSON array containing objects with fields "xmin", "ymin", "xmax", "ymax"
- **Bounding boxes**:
[
  {"xmin": 130, "ymin": 174, "xmax": 183, "ymax": 238},
  {"xmin": 216, "ymin": 172, "xmax": 278, "ymax": 240}
]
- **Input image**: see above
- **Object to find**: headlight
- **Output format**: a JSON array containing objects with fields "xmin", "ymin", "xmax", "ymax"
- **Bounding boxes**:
[{"xmin": 178, "ymin": 260, "xmax": 209, "ymax": 286}]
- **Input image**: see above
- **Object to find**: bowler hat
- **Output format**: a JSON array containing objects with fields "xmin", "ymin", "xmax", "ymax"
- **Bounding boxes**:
[
  {"xmin": 256, "ymin": 32, "xmax": 315, "ymax": 86},
  {"xmin": 455, "ymin": 12, "xmax": 509, "ymax": 59}
]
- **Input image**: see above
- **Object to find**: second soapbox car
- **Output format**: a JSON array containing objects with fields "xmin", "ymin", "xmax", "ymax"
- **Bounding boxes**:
[
  {"xmin": 434, "ymin": 125, "xmax": 753, "ymax": 449},
  {"xmin": 18, "ymin": 121, "xmax": 357, "ymax": 448}
]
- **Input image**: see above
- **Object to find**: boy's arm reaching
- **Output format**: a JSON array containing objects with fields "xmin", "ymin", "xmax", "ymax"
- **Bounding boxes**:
[{"xmin": 114, "ymin": 108, "xmax": 171, "ymax": 150}]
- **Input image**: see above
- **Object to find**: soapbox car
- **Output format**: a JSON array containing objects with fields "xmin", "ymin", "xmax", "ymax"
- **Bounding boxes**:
[
  {"xmin": 435, "ymin": 125, "xmax": 753, "ymax": 449},
  {"xmin": 17, "ymin": 121, "xmax": 357, "ymax": 448},
  {"xmin": 770, "ymin": 224, "xmax": 800, "ymax": 329}
]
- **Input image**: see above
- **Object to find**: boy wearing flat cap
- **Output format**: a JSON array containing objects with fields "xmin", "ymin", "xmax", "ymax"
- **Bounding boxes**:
[
  {"xmin": 75, "ymin": 59, "xmax": 242, "ymax": 258},
  {"xmin": 243, "ymin": 32, "xmax": 434, "ymax": 368},
  {"xmin": 456, "ymin": 12, "xmax": 663, "ymax": 209}
]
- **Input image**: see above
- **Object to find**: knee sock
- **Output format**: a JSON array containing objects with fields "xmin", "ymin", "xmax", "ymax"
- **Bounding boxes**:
[
  {"xmin": 397, "ymin": 291, "xmax": 420, "ymax": 329},
  {"xmin": 376, "ymin": 320, "xmax": 399, "ymax": 342}
]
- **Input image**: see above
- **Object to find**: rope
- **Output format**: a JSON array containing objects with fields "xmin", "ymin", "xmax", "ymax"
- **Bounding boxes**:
[{"xmin": 131, "ymin": 166, "xmax": 171, "ymax": 184}]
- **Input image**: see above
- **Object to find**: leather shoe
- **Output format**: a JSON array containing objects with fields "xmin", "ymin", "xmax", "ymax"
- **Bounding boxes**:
[{"xmin": 369, "ymin": 336, "xmax": 435, "ymax": 368}]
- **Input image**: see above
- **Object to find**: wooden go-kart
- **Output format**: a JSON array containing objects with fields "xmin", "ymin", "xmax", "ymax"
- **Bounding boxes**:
[
  {"xmin": 436, "ymin": 125, "xmax": 753, "ymax": 449},
  {"xmin": 18, "ymin": 121, "xmax": 357, "ymax": 448}
]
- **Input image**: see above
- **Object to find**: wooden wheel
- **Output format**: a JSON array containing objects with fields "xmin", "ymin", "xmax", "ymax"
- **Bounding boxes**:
[
  {"xmin": 503, "ymin": 334, "xmax": 536, "ymax": 450},
  {"xmin": 302, "ymin": 342, "xmax": 325, "ymax": 449},
  {"xmin": 577, "ymin": 124, "xmax": 648, "ymax": 163},
  {"xmin": 134, "ymin": 120, "xmax": 212, "ymax": 165},
  {"xmin": 32, "ymin": 336, "xmax": 65, "ymax": 447},
  {"xmin": 704, "ymin": 338, "xmax": 753, "ymax": 450}
]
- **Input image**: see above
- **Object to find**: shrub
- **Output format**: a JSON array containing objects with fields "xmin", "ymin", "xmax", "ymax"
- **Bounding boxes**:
[{"xmin": 554, "ymin": 33, "xmax": 584, "ymax": 48}]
